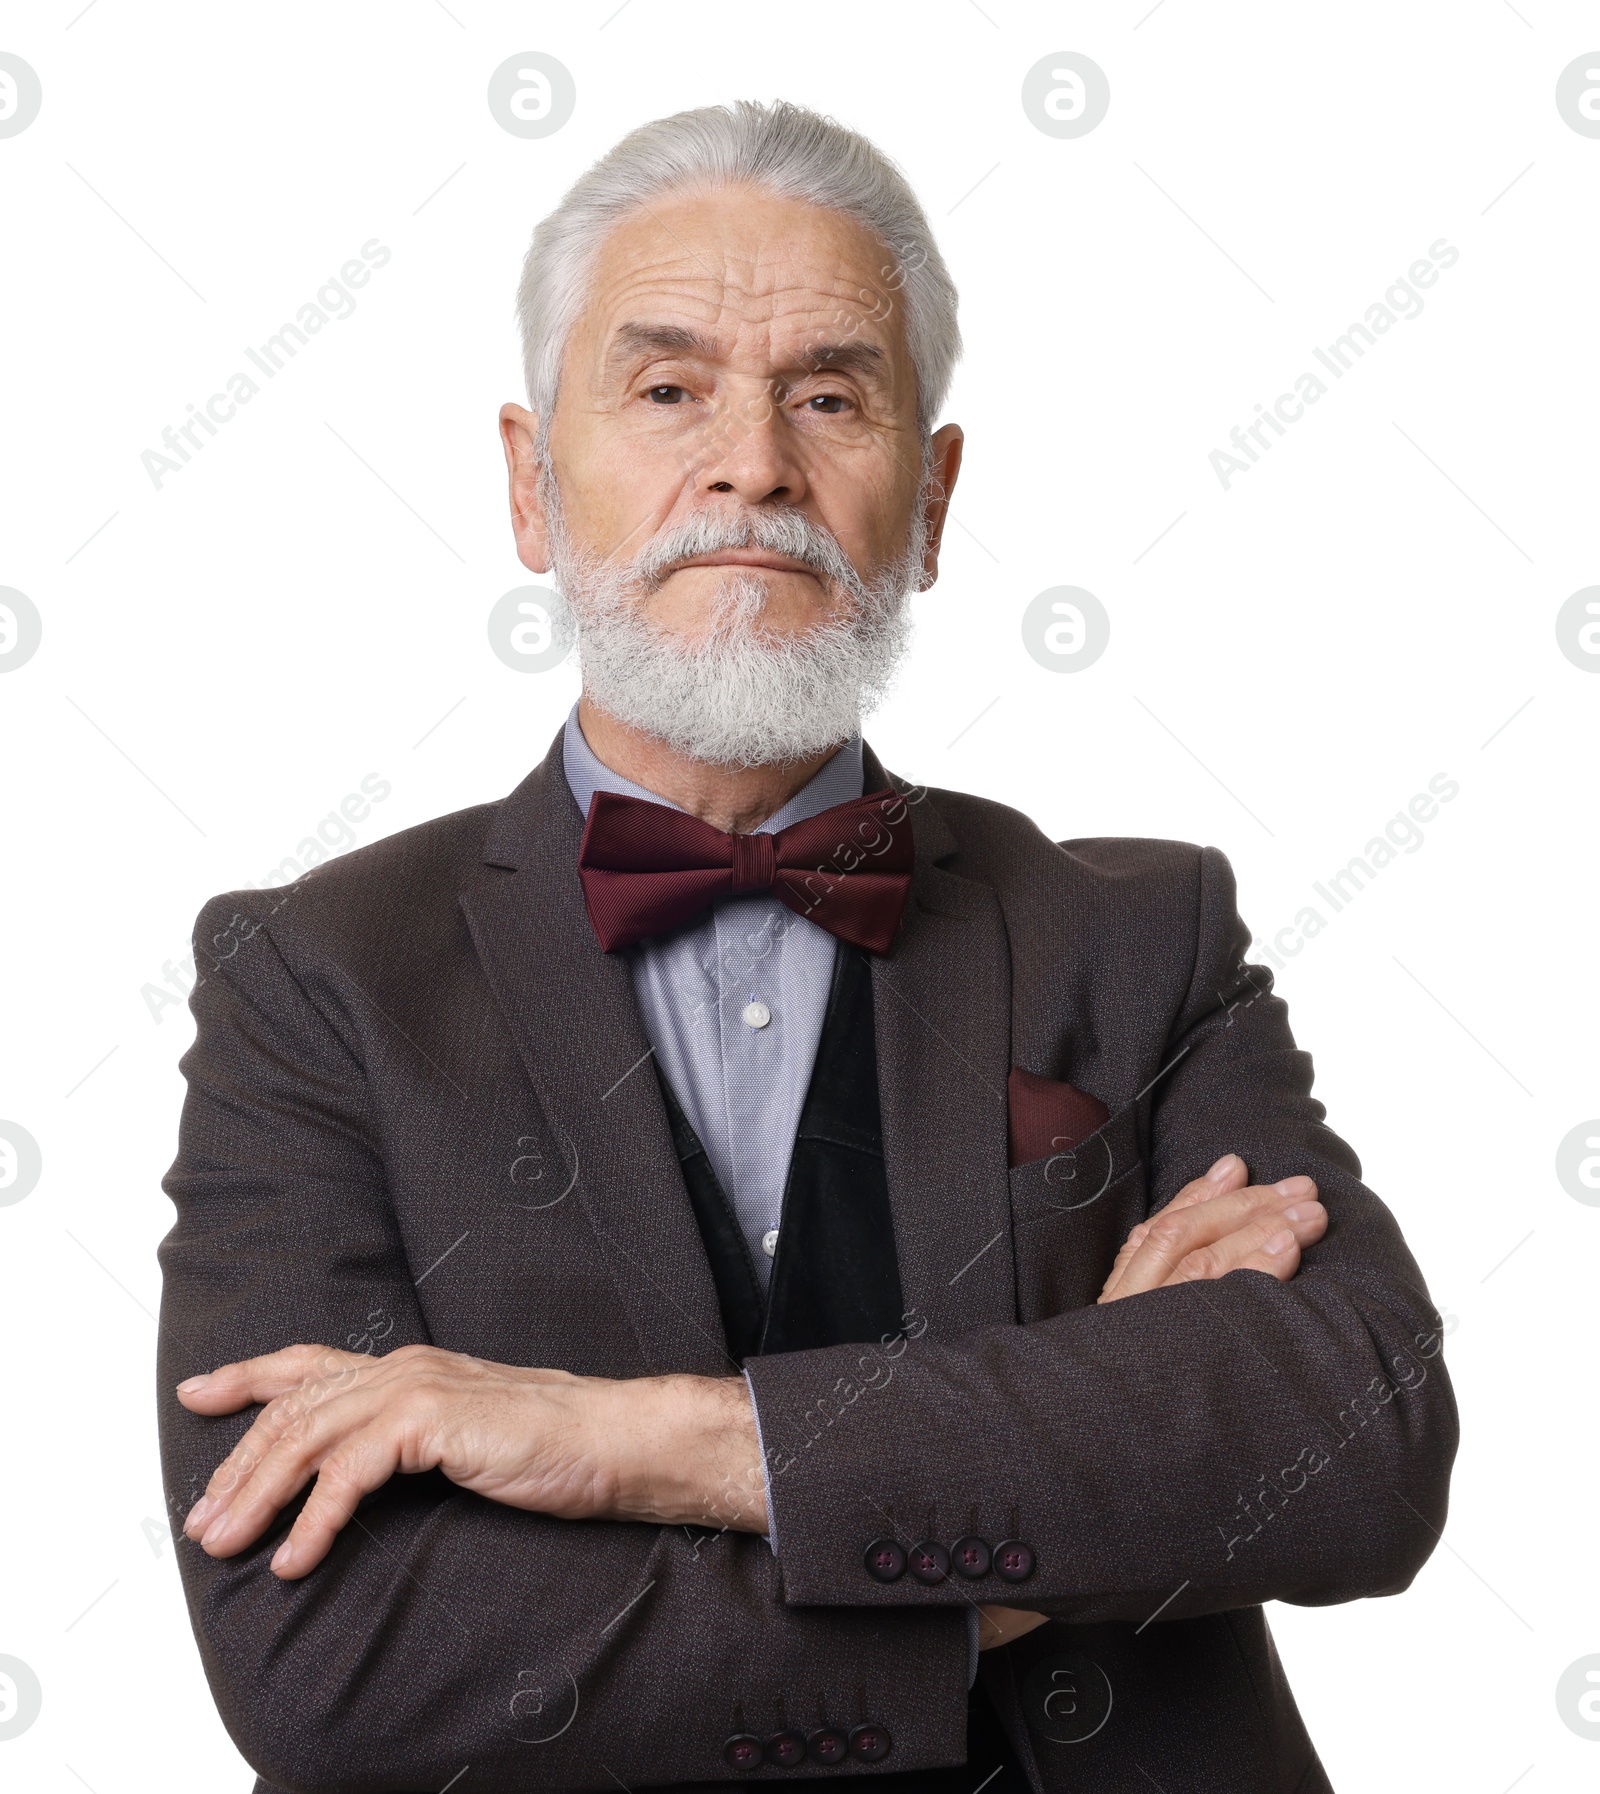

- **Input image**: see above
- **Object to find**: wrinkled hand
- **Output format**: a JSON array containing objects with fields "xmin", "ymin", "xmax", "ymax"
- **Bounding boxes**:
[
  {"xmin": 1098, "ymin": 1153, "xmax": 1326, "ymax": 1304},
  {"xmin": 177, "ymin": 1344, "xmax": 765, "ymax": 1579}
]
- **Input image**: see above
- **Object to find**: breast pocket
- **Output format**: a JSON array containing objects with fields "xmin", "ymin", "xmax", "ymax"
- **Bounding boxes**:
[{"xmin": 1009, "ymin": 1102, "xmax": 1148, "ymax": 1321}]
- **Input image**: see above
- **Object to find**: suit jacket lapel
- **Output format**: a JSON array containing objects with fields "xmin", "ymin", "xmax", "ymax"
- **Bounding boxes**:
[
  {"xmin": 458, "ymin": 733, "xmax": 732, "ymax": 1377},
  {"xmin": 865, "ymin": 749, "xmax": 1018, "ymax": 1340}
]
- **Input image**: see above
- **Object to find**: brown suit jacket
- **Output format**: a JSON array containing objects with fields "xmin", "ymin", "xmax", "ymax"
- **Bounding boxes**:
[{"xmin": 156, "ymin": 731, "xmax": 1458, "ymax": 1793}]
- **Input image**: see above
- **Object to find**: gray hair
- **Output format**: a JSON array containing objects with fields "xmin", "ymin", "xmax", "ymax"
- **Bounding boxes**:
[{"xmin": 515, "ymin": 99, "xmax": 961, "ymax": 447}]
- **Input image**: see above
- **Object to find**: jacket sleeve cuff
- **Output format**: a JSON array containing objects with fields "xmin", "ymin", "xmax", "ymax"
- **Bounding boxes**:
[{"xmin": 752, "ymin": 1367, "xmax": 978, "ymax": 1683}]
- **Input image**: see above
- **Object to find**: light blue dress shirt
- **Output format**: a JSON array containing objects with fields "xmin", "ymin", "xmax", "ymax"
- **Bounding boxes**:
[{"xmin": 561, "ymin": 708, "xmax": 981, "ymax": 1681}]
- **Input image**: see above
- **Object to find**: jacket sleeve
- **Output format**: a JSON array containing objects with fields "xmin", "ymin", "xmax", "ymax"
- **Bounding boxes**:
[
  {"xmin": 156, "ymin": 894, "xmax": 968, "ymax": 1794},
  {"xmin": 743, "ymin": 844, "xmax": 1460, "ymax": 1626}
]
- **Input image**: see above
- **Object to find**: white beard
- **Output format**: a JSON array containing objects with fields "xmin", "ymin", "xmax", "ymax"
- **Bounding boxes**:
[{"xmin": 539, "ymin": 459, "xmax": 930, "ymax": 769}]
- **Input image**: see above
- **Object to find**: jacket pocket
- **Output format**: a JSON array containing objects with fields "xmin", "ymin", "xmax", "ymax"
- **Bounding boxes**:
[
  {"xmin": 1009, "ymin": 1103, "xmax": 1147, "ymax": 1320},
  {"xmin": 1009, "ymin": 1101, "xmax": 1143, "ymax": 1221}
]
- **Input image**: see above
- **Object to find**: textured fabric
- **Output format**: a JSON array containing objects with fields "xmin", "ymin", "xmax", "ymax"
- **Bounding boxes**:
[
  {"xmin": 564, "ymin": 710, "xmax": 861, "ymax": 1281},
  {"xmin": 655, "ymin": 1060, "xmax": 768, "ymax": 1360},
  {"xmin": 156, "ymin": 725, "xmax": 1457, "ymax": 1793},
  {"xmin": 1006, "ymin": 1065, "xmax": 1111, "ymax": 1167},
  {"xmin": 748, "ymin": 944, "xmax": 906, "ymax": 1358},
  {"xmin": 578, "ymin": 787, "xmax": 915, "ymax": 955},
  {"xmin": 659, "ymin": 940, "xmax": 991, "ymax": 1699},
  {"xmin": 654, "ymin": 942, "xmax": 907, "ymax": 1363}
]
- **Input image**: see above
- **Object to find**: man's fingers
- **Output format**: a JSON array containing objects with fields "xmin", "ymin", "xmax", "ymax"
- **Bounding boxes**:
[
  {"xmin": 192, "ymin": 1396, "xmax": 345, "ymax": 1554},
  {"xmin": 1098, "ymin": 1155, "xmax": 1251, "ymax": 1299},
  {"xmin": 1169, "ymin": 1199, "xmax": 1327, "ymax": 1287},
  {"xmin": 185, "ymin": 1377, "xmax": 369, "ymax": 1539},
  {"xmin": 196, "ymin": 1407, "xmax": 402, "ymax": 1561},
  {"xmin": 1104, "ymin": 1180, "xmax": 1304, "ymax": 1300},
  {"xmin": 1162, "ymin": 1153, "xmax": 1250, "ymax": 1213},
  {"xmin": 1096, "ymin": 1224, "xmax": 1152, "ymax": 1304},
  {"xmin": 1100, "ymin": 1178, "xmax": 1321, "ymax": 1302},
  {"xmin": 176, "ymin": 1342, "xmax": 369, "ymax": 1414},
  {"xmin": 272, "ymin": 1439, "xmax": 401, "ymax": 1578}
]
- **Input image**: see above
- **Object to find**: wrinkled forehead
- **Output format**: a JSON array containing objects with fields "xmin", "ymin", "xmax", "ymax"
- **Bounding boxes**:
[{"xmin": 569, "ymin": 185, "xmax": 915, "ymax": 394}]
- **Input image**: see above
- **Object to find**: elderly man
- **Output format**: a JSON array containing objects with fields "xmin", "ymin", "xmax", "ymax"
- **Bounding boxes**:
[{"xmin": 158, "ymin": 100, "xmax": 1457, "ymax": 1794}]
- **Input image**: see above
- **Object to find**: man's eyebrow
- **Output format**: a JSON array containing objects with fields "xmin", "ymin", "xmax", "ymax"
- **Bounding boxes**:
[
  {"xmin": 602, "ymin": 322, "xmax": 889, "ymax": 386},
  {"xmin": 604, "ymin": 321, "xmax": 724, "ymax": 372},
  {"xmin": 783, "ymin": 340, "xmax": 886, "ymax": 382}
]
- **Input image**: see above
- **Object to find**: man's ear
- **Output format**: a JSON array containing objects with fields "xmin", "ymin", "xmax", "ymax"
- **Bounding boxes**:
[
  {"xmin": 499, "ymin": 402, "xmax": 551, "ymax": 574},
  {"xmin": 918, "ymin": 422, "xmax": 964, "ymax": 589}
]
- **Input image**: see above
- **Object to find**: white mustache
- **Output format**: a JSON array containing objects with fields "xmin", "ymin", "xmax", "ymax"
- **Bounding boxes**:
[{"xmin": 632, "ymin": 507, "xmax": 865, "ymax": 599}]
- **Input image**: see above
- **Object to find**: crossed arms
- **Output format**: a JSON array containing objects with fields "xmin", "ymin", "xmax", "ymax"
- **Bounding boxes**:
[
  {"xmin": 156, "ymin": 853, "xmax": 1457, "ymax": 1791},
  {"xmin": 175, "ymin": 1157, "xmax": 1329, "ymax": 1614}
]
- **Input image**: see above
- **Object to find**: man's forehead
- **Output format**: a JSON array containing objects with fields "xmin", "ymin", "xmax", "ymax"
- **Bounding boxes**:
[{"xmin": 580, "ymin": 193, "xmax": 905, "ymax": 356}]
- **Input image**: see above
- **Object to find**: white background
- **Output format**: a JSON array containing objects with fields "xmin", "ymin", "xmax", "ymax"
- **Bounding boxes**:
[{"xmin": 2, "ymin": 2, "xmax": 1596, "ymax": 1788}]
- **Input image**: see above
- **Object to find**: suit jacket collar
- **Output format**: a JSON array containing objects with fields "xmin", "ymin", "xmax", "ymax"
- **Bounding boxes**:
[
  {"xmin": 463, "ymin": 730, "xmax": 1015, "ymax": 1371},
  {"xmin": 466, "ymin": 731, "xmax": 732, "ymax": 1374}
]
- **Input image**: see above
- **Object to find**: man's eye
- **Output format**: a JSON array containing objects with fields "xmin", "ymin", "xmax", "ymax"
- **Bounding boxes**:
[
  {"xmin": 806, "ymin": 393, "xmax": 847, "ymax": 413},
  {"xmin": 646, "ymin": 384, "xmax": 687, "ymax": 404}
]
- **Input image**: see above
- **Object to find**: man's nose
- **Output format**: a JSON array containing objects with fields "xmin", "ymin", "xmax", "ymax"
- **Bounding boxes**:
[{"xmin": 698, "ymin": 392, "xmax": 809, "ymax": 507}]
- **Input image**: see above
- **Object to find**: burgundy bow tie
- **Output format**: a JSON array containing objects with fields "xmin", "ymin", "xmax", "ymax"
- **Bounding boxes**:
[{"xmin": 576, "ymin": 787, "xmax": 915, "ymax": 955}]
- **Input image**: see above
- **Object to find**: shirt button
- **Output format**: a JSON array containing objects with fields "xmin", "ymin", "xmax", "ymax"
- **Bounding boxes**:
[
  {"xmin": 762, "ymin": 1228, "xmax": 779, "ymax": 1257},
  {"xmin": 741, "ymin": 1000, "xmax": 772, "ymax": 1029}
]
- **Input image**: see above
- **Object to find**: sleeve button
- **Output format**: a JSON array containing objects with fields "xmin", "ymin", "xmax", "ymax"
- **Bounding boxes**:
[
  {"xmin": 951, "ymin": 1535, "xmax": 992, "ymax": 1578},
  {"xmin": 863, "ymin": 1537, "xmax": 906, "ymax": 1581},
  {"xmin": 723, "ymin": 1732, "xmax": 764, "ymax": 1770},
  {"xmin": 806, "ymin": 1725, "xmax": 849, "ymax": 1763},
  {"xmin": 993, "ymin": 1538, "xmax": 1037, "ymax": 1582},
  {"xmin": 908, "ymin": 1540, "xmax": 950, "ymax": 1584},
  {"xmin": 764, "ymin": 1729, "xmax": 806, "ymax": 1766},
  {"xmin": 849, "ymin": 1722, "xmax": 893, "ymax": 1762}
]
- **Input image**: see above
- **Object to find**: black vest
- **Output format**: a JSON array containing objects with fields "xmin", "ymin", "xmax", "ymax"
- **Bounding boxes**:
[
  {"xmin": 655, "ymin": 942, "xmax": 904, "ymax": 1364},
  {"xmin": 654, "ymin": 944, "xmax": 1031, "ymax": 1793}
]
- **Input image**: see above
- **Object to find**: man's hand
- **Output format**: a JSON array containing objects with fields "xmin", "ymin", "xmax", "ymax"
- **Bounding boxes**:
[
  {"xmin": 1098, "ymin": 1153, "xmax": 1326, "ymax": 1304},
  {"xmin": 177, "ymin": 1345, "xmax": 767, "ymax": 1579},
  {"xmin": 177, "ymin": 1156, "xmax": 1323, "ymax": 1589}
]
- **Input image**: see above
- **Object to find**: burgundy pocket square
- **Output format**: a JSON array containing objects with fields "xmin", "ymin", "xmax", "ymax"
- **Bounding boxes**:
[{"xmin": 1007, "ymin": 1067, "xmax": 1111, "ymax": 1169}]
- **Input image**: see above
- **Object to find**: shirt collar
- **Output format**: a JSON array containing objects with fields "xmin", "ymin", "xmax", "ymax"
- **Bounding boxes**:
[{"xmin": 561, "ymin": 702, "xmax": 865, "ymax": 835}]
